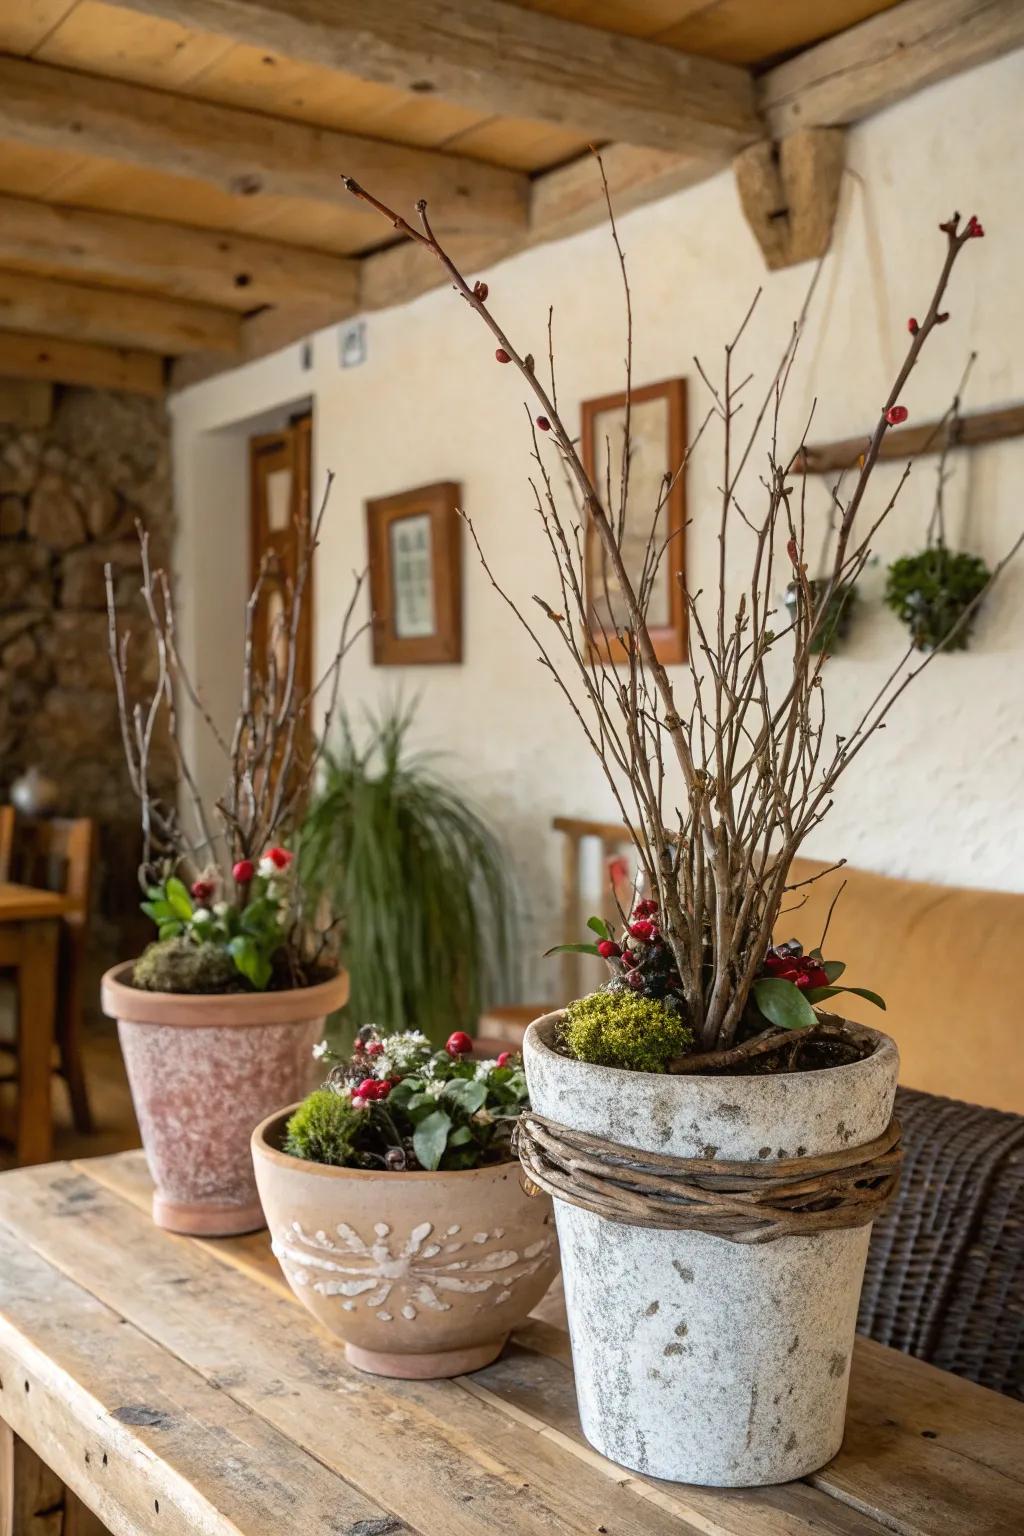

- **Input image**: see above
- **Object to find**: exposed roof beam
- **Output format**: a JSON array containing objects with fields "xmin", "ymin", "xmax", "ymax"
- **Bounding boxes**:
[
  {"xmin": 762, "ymin": 0, "xmax": 1024, "ymax": 136},
  {"xmin": 0, "ymin": 56, "xmax": 528, "ymax": 238},
  {"xmin": 0, "ymin": 332, "xmax": 164, "ymax": 395},
  {"xmin": 97, "ymin": 0, "xmax": 760, "ymax": 157},
  {"xmin": 0, "ymin": 269, "xmax": 239, "ymax": 355},
  {"xmin": 0, "ymin": 195, "xmax": 359, "ymax": 314}
]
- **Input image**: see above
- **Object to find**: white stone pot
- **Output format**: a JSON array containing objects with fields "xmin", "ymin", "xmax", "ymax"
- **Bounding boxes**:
[{"xmin": 523, "ymin": 1012, "xmax": 899, "ymax": 1487}]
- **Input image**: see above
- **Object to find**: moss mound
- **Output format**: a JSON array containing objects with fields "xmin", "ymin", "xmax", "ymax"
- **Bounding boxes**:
[
  {"xmin": 284, "ymin": 1089, "xmax": 360, "ymax": 1166},
  {"xmin": 132, "ymin": 937, "xmax": 243, "ymax": 994},
  {"xmin": 562, "ymin": 988, "xmax": 692, "ymax": 1073}
]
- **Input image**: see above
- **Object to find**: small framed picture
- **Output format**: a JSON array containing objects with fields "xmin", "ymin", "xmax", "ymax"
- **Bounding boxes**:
[
  {"xmin": 366, "ymin": 481, "xmax": 462, "ymax": 665},
  {"xmin": 582, "ymin": 377, "xmax": 688, "ymax": 664}
]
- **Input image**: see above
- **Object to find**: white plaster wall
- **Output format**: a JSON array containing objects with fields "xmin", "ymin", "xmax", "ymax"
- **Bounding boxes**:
[{"xmin": 171, "ymin": 52, "xmax": 1024, "ymax": 997}]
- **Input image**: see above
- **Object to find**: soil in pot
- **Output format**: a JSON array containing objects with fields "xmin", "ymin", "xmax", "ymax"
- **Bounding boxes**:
[
  {"xmin": 102, "ymin": 964, "xmax": 349, "ymax": 1237},
  {"xmin": 252, "ymin": 1106, "xmax": 559, "ymax": 1379},
  {"xmin": 523, "ymin": 1012, "xmax": 899, "ymax": 1487}
]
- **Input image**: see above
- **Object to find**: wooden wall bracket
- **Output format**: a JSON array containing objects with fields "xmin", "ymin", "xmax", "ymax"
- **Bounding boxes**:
[
  {"xmin": 734, "ymin": 126, "xmax": 845, "ymax": 271},
  {"xmin": 794, "ymin": 401, "xmax": 1024, "ymax": 474}
]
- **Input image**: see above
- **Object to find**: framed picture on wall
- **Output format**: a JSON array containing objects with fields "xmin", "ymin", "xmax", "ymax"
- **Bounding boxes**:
[
  {"xmin": 366, "ymin": 480, "xmax": 463, "ymax": 665},
  {"xmin": 582, "ymin": 377, "xmax": 688, "ymax": 664}
]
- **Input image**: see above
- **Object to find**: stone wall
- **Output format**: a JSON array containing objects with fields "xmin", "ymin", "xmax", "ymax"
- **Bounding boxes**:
[{"xmin": 0, "ymin": 387, "xmax": 175, "ymax": 996}]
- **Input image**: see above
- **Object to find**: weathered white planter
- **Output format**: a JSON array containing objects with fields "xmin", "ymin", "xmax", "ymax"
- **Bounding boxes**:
[{"xmin": 523, "ymin": 1012, "xmax": 899, "ymax": 1487}]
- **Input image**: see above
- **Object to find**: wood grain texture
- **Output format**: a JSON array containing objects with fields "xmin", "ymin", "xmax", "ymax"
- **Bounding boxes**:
[
  {"xmin": 1, "ymin": 1151, "xmax": 1023, "ymax": 1536},
  {"xmin": 0, "ymin": 269, "xmax": 238, "ymax": 355},
  {"xmin": 761, "ymin": 0, "xmax": 1024, "ymax": 137},
  {"xmin": 94, "ymin": 0, "xmax": 761, "ymax": 156},
  {"xmin": 0, "ymin": 194, "xmax": 359, "ymax": 313},
  {"xmin": 0, "ymin": 377, "xmax": 52, "ymax": 429},
  {"xmin": 734, "ymin": 128, "xmax": 845, "ymax": 271},
  {"xmin": 0, "ymin": 54, "xmax": 530, "ymax": 238},
  {"xmin": 795, "ymin": 401, "xmax": 1024, "ymax": 472},
  {"xmin": 0, "ymin": 333, "xmax": 163, "ymax": 394}
]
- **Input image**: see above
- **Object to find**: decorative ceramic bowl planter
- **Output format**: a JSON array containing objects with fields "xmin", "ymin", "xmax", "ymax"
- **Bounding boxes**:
[
  {"xmin": 102, "ymin": 965, "xmax": 349, "ymax": 1237},
  {"xmin": 522, "ymin": 1012, "xmax": 899, "ymax": 1488},
  {"xmin": 252, "ymin": 1105, "xmax": 559, "ymax": 1379}
]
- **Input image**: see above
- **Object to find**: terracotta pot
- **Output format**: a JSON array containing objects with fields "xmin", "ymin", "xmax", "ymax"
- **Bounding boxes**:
[
  {"xmin": 101, "ymin": 963, "xmax": 349, "ymax": 1238},
  {"xmin": 523, "ymin": 1011, "xmax": 899, "ymax": 1487},
  {"xmin": 252, "ymin": 1106, "xmax": 560, "ymax": 1379}
]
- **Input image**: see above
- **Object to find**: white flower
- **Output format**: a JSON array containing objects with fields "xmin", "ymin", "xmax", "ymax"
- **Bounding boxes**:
[
  {"xmin": 258, "ymin": 855, "xmax": 276, "ymax": 878},
  {"xmin": 312, "ymin": 1040, "xmax": 328, "ymax": 1060},
  {"xmin": 190, "ymin": 907, "xmax": 212, "ymax": 925},
  {"xmin": 213, "ymin": 901, "xmax": 230, "ymax": 918}
]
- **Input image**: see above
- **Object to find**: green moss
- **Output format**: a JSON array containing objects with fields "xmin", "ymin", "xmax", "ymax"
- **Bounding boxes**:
[
  {"xmin": 884, "ymin": 546, "xmax": 990, "ymax": 652},
  {"xmin": 132, "ymin": 937, "xmax": 243, "ymax": 994},
  {"xmin": 562, "ymin": 989, "xmax": 692, "ymax": 1073},
  {"xmin": 284, "ymin": 1089, "xmax": 361, "ymax": 1166}
]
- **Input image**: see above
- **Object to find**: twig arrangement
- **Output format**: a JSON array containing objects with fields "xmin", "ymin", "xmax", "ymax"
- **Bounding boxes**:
[
  {"xmin": 105, "ymin": 475, "xmax": 366, "ymax": 889},
  {"xmin": 344, "ymin": 173, "xmax": 1021, "ymax": 1057}
]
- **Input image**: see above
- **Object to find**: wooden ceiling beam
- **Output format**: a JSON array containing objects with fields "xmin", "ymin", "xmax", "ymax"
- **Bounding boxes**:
[
  {"xmin": 0, "ymin": 56, "xmax": 529, "ymax": 238},
  {"xmin": 0, "ymin": 195, "xmax": 359, "ymax": 314},
  {"xmin": 762, "ymin": 0, "xmax": 1024, "ymax": 137},
  {"xmin": 0, "ymin": 333, "xmax": 164, "ymax": 396},
  {"xmin": 0, "ymin": 269, "xmax": 239, "ymax": 356},
  {"xmin": 96, "ymin": 0, "xmax": 760, "ymax": 157}
]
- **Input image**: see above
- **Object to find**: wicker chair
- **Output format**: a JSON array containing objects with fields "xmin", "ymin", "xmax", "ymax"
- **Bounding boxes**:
[{"xmin": 859, "ymin": 1086, "xmax": 1024, "ymax": 1401}]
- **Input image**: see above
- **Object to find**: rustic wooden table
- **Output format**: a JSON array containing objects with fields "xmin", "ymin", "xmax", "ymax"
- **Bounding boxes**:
[
  {"xmin": 2, "ymin": 1151, "xmax": 1022, "ymax": 1536},
  {"xmin": 0, "ymin": 883, "xmax": 69, "ymax": 1166}
]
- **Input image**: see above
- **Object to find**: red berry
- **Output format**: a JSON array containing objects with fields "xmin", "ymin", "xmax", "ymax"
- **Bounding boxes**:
[
  {"xmin": 446, "ymin": 1031, "xmax": 473, "ymax": 1056},
  {"xmin": 495, "ymin": 348, "xmax": 511, "ymax": 364},
  {"xmin": 536, "ymin": 415, "xmax": 551, "ymax": 432},
  {"xmin": 629, "ymin": 920, "xmax": 655, "ymax": 942},
  {"xmin": 626, "ymin": 970, "xmax": 645, "ymax": 990},
  {"xmin": 965, "ymin": 214, "xmax": 984, "ymax": 238},
  {"xmin": 373, "ymin": 1079, "xmax": 391, "ymax": 1100},
  {"xmin": 365, "ymin": 1041, "xmax": 384, "ymax": 1056},
  {"xmin": 191, "ymin": 879, "xmax": 215, "ymax": 903},
  {"xmin": 232, "ymin": 859, "xmax": 254, "ymax": 884},
  {"xmin": 497, "ymin": 1051, "xmax": 511, "ymax": 1067},
  {"xmin": 907, "ymin": 317, "xmax": 919, "ymax": 335},
  {"xmin": 597, "ymin": 939, "xmax": 621, "ymax": 959},
  {"xmin": 885, "ymin": 405, "xmax": 909, "ymax": 426},
  {"xmin": 620, "ymin": 951, "xmax": 637, "ymax": 969},
  {"xmin": 263, "ymin": 845, "xmax": 293, "ymax": 870},
  {"xmin": 356, "ymin": 1078, "xmax": 378, "ymax": 1098},
  {"xmin": 633, "ymin": 899, "xmax": 658, "ymax": 917}
]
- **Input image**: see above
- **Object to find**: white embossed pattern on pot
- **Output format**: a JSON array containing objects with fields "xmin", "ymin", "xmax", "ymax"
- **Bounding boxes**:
[
  {"xmin": 272, "ymin": 1217, "xmax": 556, "ymax": 1321},
  {"xmin": 524, "ymin": 1013, "xmax": 899, "ymax": 1487}
]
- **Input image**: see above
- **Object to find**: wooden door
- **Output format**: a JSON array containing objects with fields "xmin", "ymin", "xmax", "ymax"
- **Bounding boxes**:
[{"xmin": 248, "ymin": 412, "xmax": 314, "ymax": 766}]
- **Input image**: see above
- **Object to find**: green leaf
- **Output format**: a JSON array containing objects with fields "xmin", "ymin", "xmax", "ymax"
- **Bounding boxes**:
[
  {"xmin": 447, "ymin": 1125, "xmax": 474, "ymax": 1148},
  {"xmin": 586, "ymin": 915, "xmax": 614, "ymax": 941},
  {"xmin": 228, "ymin": 935, "xmax": 271, "ymax": 990},
  {"xmin": 751, "ymin": 977, "xmax": 818, "ymax": 1031},
  {"xmin": 141, "ymin": 899, "xmax": 174, "ymax": 921},
  {"xmin": 146, "ymin": 885, "xmax": 165, "ymax": 901},
  {"xmin": 543, "ymin": 942, "xmax": 601, "ymax": 958},
  {"xmin": 165, "ymin": 877, "xmax": 193, "ymax": 920},
  {"xmin": 412, "ymin": 1110, "xmax": 452, "ymax": 1170},
  {"xmin": 822, "ymin": 960, "xmax": 846, "ymax": 983},
  {"xmin": 157, "ymin": 920, "xmax": 184, "ymax": 941},
  {"xmin": 442, "ymin": 1078, "xmax": 487, "ymax": 1115},
  {"xmin": 803, "ymin": 984, "xmax": 886, "ymax": 1011}
]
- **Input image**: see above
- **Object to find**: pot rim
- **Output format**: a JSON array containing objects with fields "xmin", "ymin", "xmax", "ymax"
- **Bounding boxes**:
[
  {"xmin": 252, "ymin": 1104, "xmax": 521, "ymax": 1184},
  {"xmin": 526, "ymin": 1009, "xmax": 898, "ymax": 1086},
  {"xmin": 101, "ymin": 960, "xmax": 349, "ymax": 1027}
]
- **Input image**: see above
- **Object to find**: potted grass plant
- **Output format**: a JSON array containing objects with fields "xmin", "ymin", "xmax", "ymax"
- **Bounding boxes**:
[
  {"xmin": 344, "ymin": 184, "xmax": 1022, "ymax": 1485},
  {"xmin": 252, "ymin": 1027, "xmax": 557, "ymax": 1378},
  {"xmin": 101, "ymin": 482, "xmax": 363, "ymax": 1237},
  {"xmin": 298, "ymin": 698, "xmax": 517, "ymax": 1049}
]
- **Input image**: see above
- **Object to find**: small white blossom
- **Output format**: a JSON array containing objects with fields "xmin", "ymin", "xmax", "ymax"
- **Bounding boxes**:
[
  {"xmin": 258, "ymin": 855, "xmax": 276, "ymax": 878},
  {"xmin": 190, "ymin": 907, "xmax": 212, "ymax": 925},
  {"xmin": 213, "ymin": 901, "xmax": 230, "ymax": 918},
  {"xmin": 312, "ymin": 1040, "xmax": 328, "ymax": 1060}
]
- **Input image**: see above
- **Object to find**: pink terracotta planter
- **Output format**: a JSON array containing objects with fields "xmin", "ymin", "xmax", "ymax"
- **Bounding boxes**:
[
  {"xmin": 252, "ymin": 1105, "xmax": 560, "ymax": 1379},
  {"xmin": 101, "ymin": 964, "xmax": 349, "ymax": 1237}
]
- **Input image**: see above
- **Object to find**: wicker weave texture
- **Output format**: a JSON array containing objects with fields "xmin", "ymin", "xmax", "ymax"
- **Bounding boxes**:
[{"xmin": 859, "ymin": 1085, "xmax": 1024, "ymax": 1400}]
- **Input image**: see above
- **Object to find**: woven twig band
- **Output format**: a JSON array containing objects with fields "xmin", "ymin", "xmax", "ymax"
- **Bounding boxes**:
[{"xmin": 515, "ymin": 1111, "xmax": 902, "ymax": 1245}]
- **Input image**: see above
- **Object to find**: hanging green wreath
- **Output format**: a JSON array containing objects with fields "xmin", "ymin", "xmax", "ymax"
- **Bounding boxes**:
[
  {"xmin": 784, "ymin": 578, "xmax": 857, "ymax": 655},
  {"xmin": 883, "ymin": 545, "xmax": 990, "ymax": 652}
]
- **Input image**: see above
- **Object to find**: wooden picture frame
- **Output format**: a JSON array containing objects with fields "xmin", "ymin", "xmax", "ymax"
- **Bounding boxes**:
[
  {"xmin": 366, "ymin": 480, "xmax": 463, "ymax": 665},
  {"xmin": 582, "ymin": 377, "xmax": 688, "ymax": 665}
]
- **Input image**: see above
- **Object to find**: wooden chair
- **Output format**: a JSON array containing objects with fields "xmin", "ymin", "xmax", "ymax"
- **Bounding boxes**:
[
  {"xmin": 476, "ymin": 815, "xmax": 635, "ymax": 1052},
  {"xmin": 0, "ymin": 811, "xmax": 96, "ymax": 1135}
]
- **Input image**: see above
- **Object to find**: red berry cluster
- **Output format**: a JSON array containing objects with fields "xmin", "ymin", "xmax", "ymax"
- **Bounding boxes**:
[{"xmin": 351, "ymin": 1076, "xmax": 400, "ymax": 1107}]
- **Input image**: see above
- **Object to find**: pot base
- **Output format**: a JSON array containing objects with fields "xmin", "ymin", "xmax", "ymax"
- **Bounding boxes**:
[
  {"xmin": 344, "ymin": 1336, "xmax": 507, "ymax": 1380},
  {"xmin": 152, "ymin": 1192, "xmax": 266, "ymax": 1237}
]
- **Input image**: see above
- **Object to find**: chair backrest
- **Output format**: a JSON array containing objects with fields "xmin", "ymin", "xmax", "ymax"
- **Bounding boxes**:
[
  {"xmin": 0, "ymin": 811, "xmax": 95, "ymax": 928},
  {"xmin": 859, "ymin": 1085, "xmax": 1024, "ymax": 1400}
]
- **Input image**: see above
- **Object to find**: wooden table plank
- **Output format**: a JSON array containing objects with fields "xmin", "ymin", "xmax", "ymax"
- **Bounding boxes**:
[
  {"xmin": 0, "ymin": 884, "xmax": 70, "ymax": 922},
  {"xmin": 54, "ymin": 1151, "xmax": 1024, "ymax": 1536},
  {"xmin": 0, "ymin": 1230, "xmax": 411, "ymax": 1536},
  {"xmin": 0, "ymin": 1162, "xmax": 706, "ymax": 1536}
]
